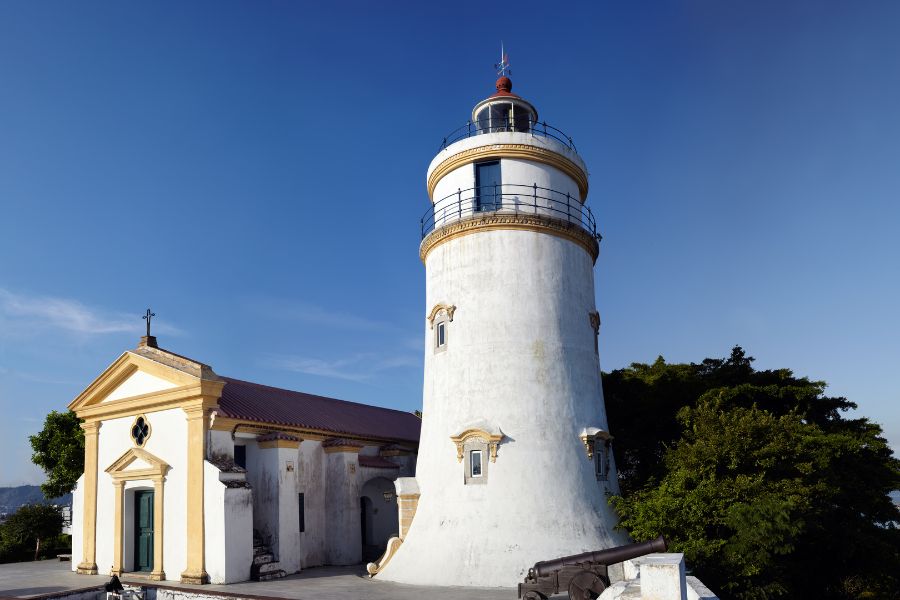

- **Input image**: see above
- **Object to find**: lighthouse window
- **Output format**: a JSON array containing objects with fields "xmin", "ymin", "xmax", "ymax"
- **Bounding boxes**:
[
  {"xmin": 594, "ymin": 440, "xmax": 609, "ymax": 481},
  {"xmin": 436, "ymin": 321, "xmax": 446, "ymax": 349},
  {"xmin": 470, "ymin": 450, "xmax": 483, "ymax": 478},
  {"xmin": 475, "ymin": 161, "xmax": 501, "ymax": 212}
]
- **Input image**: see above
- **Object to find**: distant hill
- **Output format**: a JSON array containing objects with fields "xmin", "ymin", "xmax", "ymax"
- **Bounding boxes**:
[{"xmin": 0, "ymin": 485, "xmax": 71, "ymax": 514}]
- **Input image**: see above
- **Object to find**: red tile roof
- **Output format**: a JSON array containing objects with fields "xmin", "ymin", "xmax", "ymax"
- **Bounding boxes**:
[
  {"xmin": 218, "ymin": 377, "xmax": 420, "ymax": 444},
  {"xmin": 358, "ymin": 455, "xmax": 401, "ymax": 469}
]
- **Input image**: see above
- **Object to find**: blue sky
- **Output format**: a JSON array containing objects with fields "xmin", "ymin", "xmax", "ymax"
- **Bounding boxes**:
[{"xmin": 1, "ymin": 1, "xmax": 898, "ymax": 486}]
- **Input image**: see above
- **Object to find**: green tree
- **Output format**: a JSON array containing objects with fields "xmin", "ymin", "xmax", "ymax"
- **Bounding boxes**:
[
  {"xmin": 2, "ymin": 504, "xmax": 63, "ymax": 561},
  {"xmin": 29, "ymin": 410, "xmax": 84, "ymax": 498},
  {"xmin": 605, "ymin": 348, "xmax": 900, "ymax": 599}
]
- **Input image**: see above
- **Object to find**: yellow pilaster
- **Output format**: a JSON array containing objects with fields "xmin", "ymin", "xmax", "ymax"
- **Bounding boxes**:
[
  {"xmin": 111, "ymin": 480, "xmax": 125, "ymax": 576},
  {"xmin": 150, "ymin": 478, "xmax": 166, "ymax": 581},
  {"xmin": 76, "ymin": 421, "xmax": 101, "ymax": 575},
  {"xmin": 180, "ymin": 404, "xmax": 209, "ymax": 584}
]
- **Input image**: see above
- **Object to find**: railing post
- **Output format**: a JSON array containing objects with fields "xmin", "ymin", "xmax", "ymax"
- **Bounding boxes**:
[
  {"xmin": 458, "ymin": 188, "xmax": 462, "ymax": 220},
  {"xmin": 533, "ymin": 183, "xmax": 538, "ymax": 215},
  {"xmin": 420, "ymin": 217, "xmax": 424, "ymax": 239},
  {"xmin": 566, "ymin": 192, "xmax": 571, "ymax": 223},
  {"xmin": 467, "ymin": 121, "xmax": 471, "ymax": 137}
]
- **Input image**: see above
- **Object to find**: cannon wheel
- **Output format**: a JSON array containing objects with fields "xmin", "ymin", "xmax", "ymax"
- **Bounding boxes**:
[
  {"xmin": 522, "ymin": 591, "xmax": 548, "ymax": 600},
  {"xmin": 567, "ymin": 570, "xmax": 606, "ymax": 600}
]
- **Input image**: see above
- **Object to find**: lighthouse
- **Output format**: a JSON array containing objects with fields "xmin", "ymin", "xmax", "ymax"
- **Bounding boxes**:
[{"xmin": 375, "ymin": 65, "xmax": 627, "ymax": 587}]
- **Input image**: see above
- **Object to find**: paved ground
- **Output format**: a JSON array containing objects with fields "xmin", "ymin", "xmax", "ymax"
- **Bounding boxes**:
[{"xmin": 0, "ymin": 560, "xmax": 517, "ymax": 600}]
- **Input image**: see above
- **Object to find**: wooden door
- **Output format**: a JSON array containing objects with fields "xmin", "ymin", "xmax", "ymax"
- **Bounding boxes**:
[{"xmin": 134, "ymin": 490, "xmax": 154, "ymax": 572}]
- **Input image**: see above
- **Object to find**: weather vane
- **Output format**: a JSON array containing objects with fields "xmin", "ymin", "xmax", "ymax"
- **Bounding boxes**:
[
  {"xmin": 494, "ymin": 42, "xmax": 511, "ymax": 77},
  {"xmin": 142, "ymin": 308, "xmax": 155, "ymax": 337}
]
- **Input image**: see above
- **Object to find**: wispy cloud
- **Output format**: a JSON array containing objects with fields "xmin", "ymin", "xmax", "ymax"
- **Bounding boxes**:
[
  {"xmin": 0, "ymin": 288, "xmax": 181, "ymax": 337},
  {"xmin": 267, "ymin": 352, "xmax": 420, "ymax": 382},
  {"xmin": 250, "ymin": 298, "xmax": 392, "ymax": 332}
]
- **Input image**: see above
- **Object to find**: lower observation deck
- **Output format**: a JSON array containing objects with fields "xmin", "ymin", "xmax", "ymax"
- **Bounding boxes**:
[{"xmin": 419, "ymin": 184, "xmax": 601, "ymax": 262}]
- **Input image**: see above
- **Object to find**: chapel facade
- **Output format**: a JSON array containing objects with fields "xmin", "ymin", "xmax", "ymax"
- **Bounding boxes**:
[{"xmin": 68, "ymin": 336, "xmax": 419, "ymax": 584}]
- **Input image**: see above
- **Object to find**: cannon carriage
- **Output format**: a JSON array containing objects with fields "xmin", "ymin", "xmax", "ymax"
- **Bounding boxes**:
[{"xmin": 517, "ymin": 536, "xmax": 667, "ymax": 600}]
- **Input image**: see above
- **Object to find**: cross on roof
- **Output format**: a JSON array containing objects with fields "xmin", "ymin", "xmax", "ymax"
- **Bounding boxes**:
[{"xmin": 142, "ymin": 308, "xmax": 155, "ymax": 337}]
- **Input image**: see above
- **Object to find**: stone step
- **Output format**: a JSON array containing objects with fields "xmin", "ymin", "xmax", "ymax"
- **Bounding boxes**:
[
  {"xmin": 253, "ymin": 553, "xmax": 274, "ymax": 566},
  {"xmin": 257, "ymin": 562, "xmax": 283, "ymax": 574},
  {"xmin": 257, "ymin": 569, "xmax": 287, "ymax": 581},
  {"xmin": 253, "ymin": 546, "xmax": 269, "ymax": 556}
]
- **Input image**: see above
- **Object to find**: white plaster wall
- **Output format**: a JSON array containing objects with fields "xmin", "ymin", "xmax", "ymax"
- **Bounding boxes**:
[
  {"xmin": 359, "ymin": 476, "xmax": 399, "ymax": 547},
  {"xmin": 204, "ymin": 461, "xmax": 253, "ymax": 584},
  {"xmin": 297, "ymin": 441, "xmax": 327, "ymax": 568},
  {"xmin": 324, "ymin": 452, "xmax": 361, "ymax": 565},
  {"xmin": 207, "ymin": 429, "xmax": 233, "ymax": 460},
  {"xmin": 94, "ymin": 408, "xmax": 187, "ymax": 580},
  {"xmin": 70, "ymin": 474, "xmax": 84, "ymax": 571},
  {"xmin": 244, "ymin": 441, "xmax": 301, "ymax": 574},
  {"xmin": 105, "ymin": 371, "xmax": 176, "ymax": 403},
  {"xmin": 379, "ymin": 230, "xmax": 626, "ymax": 587},
  {"xmin": 274, "ymin": 446, "xmax": 300, "ymax": 575}
]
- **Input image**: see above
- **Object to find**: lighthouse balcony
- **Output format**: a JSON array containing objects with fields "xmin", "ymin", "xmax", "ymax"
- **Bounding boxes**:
[
  {"xmin": 440, "ymin": 119, "xmax": 577, "ymax": 152},
  {"xmin": 421, "ymin": 183, "xmax": 600, "ymax": 240}
]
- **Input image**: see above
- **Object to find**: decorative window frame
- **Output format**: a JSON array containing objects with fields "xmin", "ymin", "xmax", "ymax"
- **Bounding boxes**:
[
  {"xmin": 579, "ymin": 427, "xmax": 613, "ymax": 481},
  {"xmin": 130, "ymin": 414, "xmax": 152, "ymax": 447},
  {"xmin": 450, "ymin": 427, "xmax": 503, "ymax": 486},
  {"xmin": 427, "ymin": 303, "xmax": 456, "ymax": 329},
  {"xmin": 428, "ymin": 303, "xmax": 456, "ymax": 354}
]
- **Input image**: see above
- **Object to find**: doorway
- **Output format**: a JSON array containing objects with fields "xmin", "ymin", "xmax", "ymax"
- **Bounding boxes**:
[{"xmin": 133, "ymin": 490, "xmax": 154, "ymax": 572}]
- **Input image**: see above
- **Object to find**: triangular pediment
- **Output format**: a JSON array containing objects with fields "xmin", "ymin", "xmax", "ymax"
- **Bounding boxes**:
[
  {"xmin": 68, "ymin": 346, "xmax": 225, "ymax": 418},
  {"xmin": 105, "ymin": 447, "xmax": 170, "ymax": 481}
]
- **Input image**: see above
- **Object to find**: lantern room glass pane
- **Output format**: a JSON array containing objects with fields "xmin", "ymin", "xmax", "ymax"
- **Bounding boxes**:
[{"xmin": 489, "ymin": 103, "xmax": 511, "ymax": 132}]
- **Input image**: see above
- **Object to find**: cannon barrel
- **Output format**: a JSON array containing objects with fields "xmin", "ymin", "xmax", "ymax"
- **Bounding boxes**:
[{"xmin": 532, "ymin": 535, "xmax": 667, "ymax": 577}]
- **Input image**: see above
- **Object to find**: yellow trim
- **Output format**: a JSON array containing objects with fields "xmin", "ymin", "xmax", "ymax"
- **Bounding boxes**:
[
  {"xmin": 151, "ymin": 478, "xmax": 165, "ymax": 581},
  {"xmin": 69, "ymin": 351, "xmax": 203, "ymax": 412},
  {"xmin": 427, "ymin": 304, "xmax": 456, "ymax": 329},
  {"xmin": 111, "ymin": 480, "xmax": 125, "ymax": 577},
  {"xmin": 181, "ymin": 404, "xmax": 210, "ymax": 584},
  {"xmin": 427, "ymin": 144, "xmax": 589, "ymax": 201},
  {"xmin": 104, "ymin": 447, "xmax": 170, "ymax": 578},
  {"xmin": 420, "ymin": 213, "xmax": 599, "ymax": 264},
  {"xmin": 76, "ymin": 421, "xmax": 100, "ymax": 575},
  {"xmin": 258, "ymin": 438, "xmax": 301, "ymax": 449},
  {"xmin": 324, "ymin": 445, "xmax": 363, "ymax": 454},
  {"xmin": 76, "ymin": 382, "xmax": 223, "ymax": 422},
  {"xmin": 212, "ymin": 417, "xmax": 413, "ymax": 447},
  {"xmin": 366, "ymin": 536, "xmax": 403, "ymax": 577},
  {"xmin": 450, "ymin": 429, "xmax": 503, "ymax": 463}
]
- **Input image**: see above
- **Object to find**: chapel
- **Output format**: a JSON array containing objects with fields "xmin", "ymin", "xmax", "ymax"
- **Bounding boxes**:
[{"xmin": 67, "ymin": 334, "xmax": 420, "ymax": 584}]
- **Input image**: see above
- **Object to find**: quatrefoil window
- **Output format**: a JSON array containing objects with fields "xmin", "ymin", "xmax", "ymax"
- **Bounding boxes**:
[{"xmin": 130, "ymin": 415, "xmax": 151, "ymax": 447}]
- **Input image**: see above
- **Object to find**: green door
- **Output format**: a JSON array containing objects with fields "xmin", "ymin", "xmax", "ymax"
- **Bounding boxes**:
[{"xmin": 134, "ymin": 490, "xmax": 154, "ymax": 572}]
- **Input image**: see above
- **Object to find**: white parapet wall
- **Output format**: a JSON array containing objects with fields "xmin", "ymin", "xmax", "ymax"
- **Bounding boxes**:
[{"xmin": 600, "ymin": 554, "xmax": 719, "ymax": 600}]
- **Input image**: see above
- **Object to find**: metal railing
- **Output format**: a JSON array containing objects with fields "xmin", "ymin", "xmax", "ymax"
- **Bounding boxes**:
[
  {"xmin": 421, "ymin": 184, "xmax": 599, "ymax": 240},
  {"xmin": 439, "ymin": 119, "xmax": 577, "ymax": 152}
]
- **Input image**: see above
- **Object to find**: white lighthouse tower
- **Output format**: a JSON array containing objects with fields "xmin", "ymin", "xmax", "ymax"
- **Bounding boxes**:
[{"xmin": 376, "ymin": 67, "xmax": 626, "ymax": 588}]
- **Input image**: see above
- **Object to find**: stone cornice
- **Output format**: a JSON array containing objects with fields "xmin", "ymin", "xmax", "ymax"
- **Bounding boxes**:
[
  {"xmin": 427, "ymin": 143, "xmax": 589, "ymax": 201},
  {"xmin": 420, "ymin": 213, "xmax": 599, "ymax": 264}
]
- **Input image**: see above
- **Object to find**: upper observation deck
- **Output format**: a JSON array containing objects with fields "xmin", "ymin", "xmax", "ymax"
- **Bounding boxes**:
[{"xmin": 426, "ymin": 76, "xmax": 589, "ymax": 202}]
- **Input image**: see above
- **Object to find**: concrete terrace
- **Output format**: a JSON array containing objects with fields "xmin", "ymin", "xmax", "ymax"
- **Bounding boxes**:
[{"xmin": 0, "ymin": 560, "xmax": 514, "ymax": 600}]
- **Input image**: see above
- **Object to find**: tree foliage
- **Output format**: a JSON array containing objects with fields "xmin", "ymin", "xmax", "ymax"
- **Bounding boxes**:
[
  {"xmin": 605, "ymin": 347, "xmax": 900, "ymax": 599},
  {"xmin": 1, "ymin": 503, "xmax": 64, "ymax": 562},
  {"xmin": 29, "ymin": 410, "xmax": 84, "ymax": 499}
]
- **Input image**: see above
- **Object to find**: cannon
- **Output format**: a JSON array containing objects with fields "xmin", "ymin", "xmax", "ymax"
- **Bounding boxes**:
[{"xmin": 517, "ymin": 536, "xmax": 667, "ymax": 600}]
